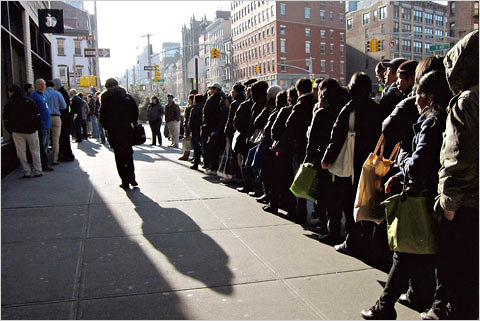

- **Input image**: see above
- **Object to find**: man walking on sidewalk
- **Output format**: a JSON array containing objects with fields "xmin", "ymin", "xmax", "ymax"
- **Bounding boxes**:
[
  {"xmin": 99, "ymin": 78, "xmax": 139, "ymax": 190},
  {"xmin": 165, "ymin": 94, "xmax": 181, "ymax": 148}
]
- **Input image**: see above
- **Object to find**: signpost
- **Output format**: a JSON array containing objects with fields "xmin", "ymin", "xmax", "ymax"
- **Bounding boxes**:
[
  {"xmin": 429, "ymin": 43, "xmax": 450, "ymax": 52},
  {"xmin": 143, "ymin": 66, "xmax": 156, "ymax": 71},
  {"xmin": 97, "ymin": 48, "xmax": 110, "ymax": 57},
  {"xmin": 84, "ymin": 48, "xmax": 97, "ymax": 57}
]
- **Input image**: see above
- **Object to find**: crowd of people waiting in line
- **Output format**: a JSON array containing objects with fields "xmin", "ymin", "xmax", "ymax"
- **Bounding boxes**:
[
  {"xmin": 3, "ymin": 31, "xmax": 477, "ymax": 320},
  {"xmin": 174, "ymin": 31, "xmax": 478, "ymax": 320}
]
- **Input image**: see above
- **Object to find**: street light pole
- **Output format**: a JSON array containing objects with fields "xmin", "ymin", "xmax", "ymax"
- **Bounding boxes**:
[
  {"xmin": 141, "ymin": 33, "xmax": 153, "ymax": 92},
  {"xmin": 94, "ymin": 0, "xmax": 101, "ymax": 90}
]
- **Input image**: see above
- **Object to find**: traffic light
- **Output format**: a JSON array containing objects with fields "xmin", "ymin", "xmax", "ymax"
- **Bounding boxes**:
[
  {"xmin": 367, "ymin": 39, "xmax": 380, "ymax": 52},
  {"xmin": 210, "ymin": 48, "xmax": 221, "ymax": 58},
  {"xmin": 255, "ymin": 65, "xmax": 260, "ymax": 73},
  {"xmin": 376, "ymin": 40, "xmax": 382, "ymax": 52}
]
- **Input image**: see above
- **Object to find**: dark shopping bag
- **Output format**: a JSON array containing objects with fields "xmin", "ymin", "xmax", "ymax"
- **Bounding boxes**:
[
  {"xmin": 131, "ymin": 123, "xmax": 146, "ymax": 145},
  {"xmin": 289, "ymin": 163, "xmax": 319, "ymax": 201},
  {"xmin": 217, "ymin": 142, "xmax": 234, "ymax": 179},
  {"xmin": 382, "ymin": 192, "xmax": 438, "ymax": 255}
]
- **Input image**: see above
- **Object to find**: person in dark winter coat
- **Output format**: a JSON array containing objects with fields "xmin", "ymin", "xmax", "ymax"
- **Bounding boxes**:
[
  {"xmin": 233, "ymin": 78, "xmax": 257, "ymax": 193},
  {"xmin": 165, "ymin": 94, "xmax": 181, "ymax": 147},
  {"xmin": 225, "ymin": 83, "xmax": 246, "ymax": 140},
  {"xmin": 187, "ymin": 94, "xmax": 205, "ymax": 170},
  {"xmin": 3, "ymin": 84, "xmax": 43, "ymax": 177},
  {"xmin": 70, "ymin": 90, "xmax": 86, "ymax": 143},
  {"xmin": 322, "ymin": 72, "xmax": 383, "ymax": 255},
  {"xmin": 99, "ymin": 78, "xmax": 139, "ymax": 190},
  {"xmin": 284, "ymin": 78, "xmax": 316, "ymax": 224},
  {"xmin": 52, "ymin": 78, "xmax": 75, "ymax": 161},
  {"xmin": 306, "ymin": 79, "xmax": 348, "ymax": 244},
  {"xmin": 201, "ymin": 83, "xmax": 224, "ymax": 174},
  {"xmin": 379, "ymin": 58, "xmax": 407, "ymax": 120},
  {"xmin": 147, "ymin": 96, "xmax": 164, "ymax": 146},
  {"xmin": 423, "ymin": 30, "xmax": 479, "ymax": 321},
  {"xmin": 361, "ymin": 70, "xmax": 452, "ymax": 321}
]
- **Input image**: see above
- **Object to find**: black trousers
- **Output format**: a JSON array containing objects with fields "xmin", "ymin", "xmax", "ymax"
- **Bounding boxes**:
[
  {"xmin": 269, "ymin": 153, "xmax": 294, "ymax": 212},
  {"xmin": 379, "ymin": 251, "xmax": 436, "ymax": 309},
  {"xmin": 59, "ymin": 110, "xmax": 74, "ymax": 160},
  {"xmin": 113, "ymin": 144, "xmax": 135, "ymax": 185},
  {"xmin": 192, "ymin": 134, "xmax": 202, "ymax": 165},
  {"xmin": 432, "ymin": 206, "xmax": 479, "ymax": 319},
  {"xmin": 317, "ymin": 170, "xmax": 342, "ymax": 243},
  {"xmin": 149, "ymin": 120, "xmax": 162, "ymax": 145},
  {"xmin": 73, "ymin": 118, "xmax": 83, "ymax": 142}
]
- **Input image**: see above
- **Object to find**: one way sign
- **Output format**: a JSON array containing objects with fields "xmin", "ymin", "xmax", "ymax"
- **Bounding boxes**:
[{"xmin": 98, "ymin": 48, "xmax": 110, "ymax": 57}]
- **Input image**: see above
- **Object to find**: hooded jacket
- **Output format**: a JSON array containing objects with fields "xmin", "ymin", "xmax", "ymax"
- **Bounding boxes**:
[
  {"xmin": 99, "ymin": 86, "xmax": 138, "ymax": 147},
  {"xmin": 285, "ymin": 92, "xmax": 316, "ymax": 155},
  {"xmin": 438, "ymin": 30, "xmax": 479, "ymax": 211}
]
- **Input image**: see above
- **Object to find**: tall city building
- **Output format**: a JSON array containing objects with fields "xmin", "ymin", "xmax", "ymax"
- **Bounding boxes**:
[
  {"xmin": 231, "ymin": 1, "xmax": 347, "ymax": 88},
  {"xmin": 198, "ymin": 11, "xmax": 231, "ymax": 93},
  {"xmin": 346, "ymin": 0, "xmax": 448, "ymax": 86},
  {"xmin": 447, "ymin": 1, "xmax": 479, "ymax": 41}
]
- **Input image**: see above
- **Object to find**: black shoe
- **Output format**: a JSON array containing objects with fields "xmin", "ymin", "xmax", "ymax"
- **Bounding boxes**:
[
  {"xmin": 119, "ymin": 183, "xmax": 130, "ymax": 190},
  {"xmin": 52, "ymin": 162, "xmax": 60, "ymax": 166},
  {"xmin": 236, "ymin": 187, "xmax": 250, "ymax": 193},
  {"xmin": 43, "ymin": 167, "xmax": 54, "ymax": 172},
  {"xmin": 361, "ymin": 301, "xmax": 397, "ymax": 320},
  {"xmin": 130, "ymin": 180, "xmax": 138, "ymax": 187},
  {"xmin": 190, "ymin": 164, "xmax": 198, "ymax": 170},
  {"xmin": 317, "ymin": 234, "xmax": 334, "ymax": 245},
  {"xmin": 262, "ymin": 205, "xmax": 278, "ymax": 214},
  {"xmin": 256, "ymin": 194, "xmax": 269, "ymax": 204},
  {"xmin": 34, "ymin": 173, "xmax": 43, "ymax": 177},
  {"xmin": 334, "ymin": 241, "xmax": 352, "ymax": 255},
  {"xmin": 248, "ymin": 191, "xmax": 261, "ymax": 197}
]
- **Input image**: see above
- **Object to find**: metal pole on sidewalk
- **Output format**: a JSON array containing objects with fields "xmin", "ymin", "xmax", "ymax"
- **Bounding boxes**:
[{"xmin": 94, "ymin": 0, "xmax": 101, "ymax": 91}]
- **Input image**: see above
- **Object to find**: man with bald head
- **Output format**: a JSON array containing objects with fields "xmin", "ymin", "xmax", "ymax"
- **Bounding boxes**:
[{"xmin": 30, "ymin": 78, "xmax": 53, "ymax": 171}]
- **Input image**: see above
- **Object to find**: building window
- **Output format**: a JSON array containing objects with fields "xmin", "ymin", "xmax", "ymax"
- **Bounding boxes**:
[
  {"xmin": 320, "ymin": 30, "xmax": 326, "ymax": 39},
  {"xmin": 320, "ymin": 60, "xmax": 325, "ymax": 73},
  {"xmin": 414, "ymin": 25, "xmax": 422, "ymax": 36},
  {"xmin": 280, "ymin": 57, "xmax": 286, "ymax": 72},
  {"xmin": 402, "ymin": 8, "xmax": 411, "ymax": 20},
  {"xmin": 280, "ymin": 38, "xmax": 286, "ymax": 53},
  {"xmin": 401, "ymin": 39, "xmax": 411, "ymax": 51},
  {"xmin": 380, "ymin": 6, "xmax": 387, "ymax": 19},
  {"xmin": 347, "ymin": 18, "xmax": 353, "ymax": 30},
  {"xmin": 280, "ymin": 3, "xmax": 285, "ymax": 15},
  {"xmin": 474, "ymin": 2, "xmax": 479, "ymax": 16},
  {"xmin": 320, "ymin": 42, "xmax": 325, "ymax": 55},
  {"xmin": 306, "ymin": 59, "xmax": 312, "ymax": 72},
  {"xmin": 394, "ymin": 5, "xmax": 399, "ymax": 18},
  {"xmin": 305, "ymin": 7, "xmax": 310, "ymax": 19},
  {"xmin": 413, "ymin": 41, "xmax": 422, "ymax": 53},
  {"xmin": 450, "ymin": 2, "xmax": 456, "ymax": 16},
  {"xmin": 74, "ymin": 40, "xmax": 82, "ymax": 56},
  {"xmin": 57, "ymin": 38, "xmax": 65, "ymax": 56},
  {"xmin": 381, "ymin": 23, "xmax": 385, "ymax": 33},
  {"xmin": 330, "ymin": 29, "xmax": 334, "ymax": 39},
  {"xmin": 363, "ymin": 12, "xmax": 370, "ymax": 25},
  {"xmin": 330, "ymin": 43, "xmax": 334, "ymax": 54},
  {"xmin": 435, "ymin": 15, "xmax": 443, "ymax": 26},
  {"xmin": 402, "ymin": 23, "xmax": 411, "ymax": 32},
  {"xmin": 330, "ymin": 60, "xmax": 334, "ymax": 72},
  {"xmin": 272, "ymin": 40, "xmax": 275, "ymax": 53},
  {"xmin": 373, "ymin": 9, "xmax": 378, "ymax": 21},
  {"xmin": 339, "ymin": 14, "xmax": 344, "ymax": 23},
  {"xmin": 425, "ymin": 13, "xmax": 433, "ymax": 25},
  {"xmin": 272, "ymin": 59, "xmax": 275, "ymax": 72},
  {"xmin": 425, "ymin": 43, "xmax": 431, "ymax": 51},
  {"xmin": 435, "ymin": 29, "xmax": 444, "ymax": 38},
  {"xmin": 414, "ymin": 10, "xmax": 422, "ymax": 22},
  {"xmin": 425, "ymin": 27, "xmax": 433, "ymax": 39},
  {"xmin": 340, "ymin": 61, "xmax": 344, "ymax": 74},
  {"xmin": 320, "ymin": 10, "xmax": 325, "ymax": 21},
  {"xmin": 330, "ymin": 11, "xmax": 334, "ymax": 21},
  {"xmin": 340, "ymin": 32, "xmax": 344, "ymax": 41},
  {"xmin": 365, "ymin": 28, "xmax": 369, "ymax": 39},
  {"xmin": 280, "ymin": 25, "xmax": 286, "ymax": 35},
  {"xmin": 450, "ymin": 22, "xmax": 455, "ymax": 37},
  {"xmin": 340, "ymin": 44, "xmax": 344, "ymax": 57},
  {"xmin": 305, "ymin": 28, "xmax": 311, "ymax": 37},
  {"xmin": 306, "ymin": 41, "xmax": 311, "ymax": 54}
]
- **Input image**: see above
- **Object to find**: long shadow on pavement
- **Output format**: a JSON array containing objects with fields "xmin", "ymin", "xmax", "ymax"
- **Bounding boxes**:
[{"xmin": 126, "ymin": 188, "xmax": 234, "ymax": 296}]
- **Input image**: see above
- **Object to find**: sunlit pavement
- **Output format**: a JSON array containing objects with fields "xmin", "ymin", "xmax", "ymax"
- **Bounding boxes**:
[{"xmin": 1, "ymin": 127, "xmax": 420, "ymax": 320}]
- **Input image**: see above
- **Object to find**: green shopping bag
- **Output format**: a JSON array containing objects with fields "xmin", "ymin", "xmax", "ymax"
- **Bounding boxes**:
[
  {"xmin": 289, "ymin": 163, "xmax": 319, "ymax": 201},
  {"xmin": 382, "ymin": 192, "xmax": 438, "ymax": 254}
]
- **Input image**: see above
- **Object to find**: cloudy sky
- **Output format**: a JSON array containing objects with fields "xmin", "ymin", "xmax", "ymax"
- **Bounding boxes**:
[{"xmin": 83, "ymin": 1, "xmax": 230, "ymax": 82}]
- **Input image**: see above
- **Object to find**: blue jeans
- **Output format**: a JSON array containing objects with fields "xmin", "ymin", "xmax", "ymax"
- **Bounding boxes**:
[
  {"xmin": 38, "ymin": 129, "xmax": 49, "ymax": 168},
  {"xmin": 97, "ymin": 117, "xmax": 106, "ymax": 143},
  {"xmin": 90, "ymin": 115, "xmax": 99, "ymax": 138}
]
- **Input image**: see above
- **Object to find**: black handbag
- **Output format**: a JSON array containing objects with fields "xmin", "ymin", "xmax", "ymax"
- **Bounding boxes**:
[{"xmin": 132, "ymin": 123, "xmax": 146, "ymax": 145}]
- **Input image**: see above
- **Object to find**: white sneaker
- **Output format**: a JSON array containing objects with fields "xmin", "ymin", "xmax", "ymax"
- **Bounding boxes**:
[{"xmin": 204, "ymin": 169, "xmax": 217, "ymax": 175}]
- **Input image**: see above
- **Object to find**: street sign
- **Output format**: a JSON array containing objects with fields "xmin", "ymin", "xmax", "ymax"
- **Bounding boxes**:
[
  {"xmin": 69, "ymin": 72, "xmax": 81, "ymax": 77},
  {"xmin": 144, "ymin": 66, "xmax": 156, "ymax": 71},
  {"xmin": 84, "ymin": 48, "xmax": 96, "ymax": 57},
  {"xmin": 76, "ymin": 35, "xmax": 95, "ymax": 41},
  {"xmin": 429, "ymin": 43, "xmax": 450, "ymax": 51},
  {"xmin": 390, "ymin": 39, "xmax": 397, "ymax": 48},
  {"xmin": 98, "ymin": 48, "xmax": 110, "ymax": 57}
]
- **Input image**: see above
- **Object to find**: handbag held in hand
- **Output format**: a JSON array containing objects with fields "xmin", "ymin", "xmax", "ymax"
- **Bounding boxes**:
[{"xmin": 328, "ymin": 110, "xmax": 355, "ymax": 181}]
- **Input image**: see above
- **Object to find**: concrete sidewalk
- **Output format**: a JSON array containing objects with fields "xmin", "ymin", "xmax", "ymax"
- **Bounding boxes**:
[{"xmin": 1, "ymin": 130, "xmax": 420, "ymax": 319}]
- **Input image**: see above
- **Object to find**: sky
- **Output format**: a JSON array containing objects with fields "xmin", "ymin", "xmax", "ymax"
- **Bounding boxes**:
[{"xmin": 82, "ymin": 1, "xmax": 230, "ymax": 82}]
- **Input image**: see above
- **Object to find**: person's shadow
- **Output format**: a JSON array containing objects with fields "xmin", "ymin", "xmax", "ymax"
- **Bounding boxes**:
[
  {"xmin": 76, "ymin": 139, "xmax": 101, "ymax": 157},
  {"xmin": 126, "ymin": 189, "xmax": 234, "ymax": 295}
]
